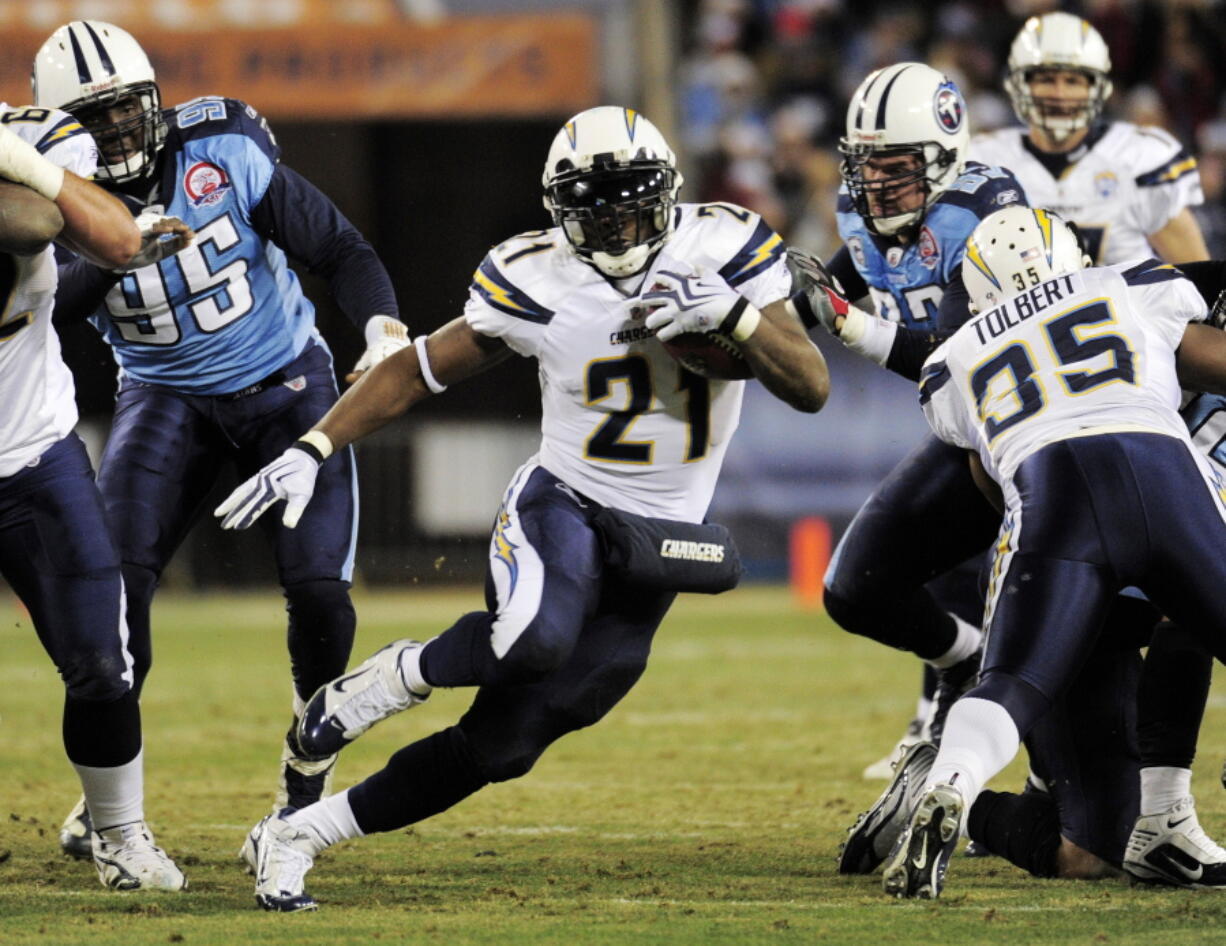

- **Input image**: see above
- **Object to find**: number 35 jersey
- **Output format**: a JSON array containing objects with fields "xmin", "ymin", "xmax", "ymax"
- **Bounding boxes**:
[
  {"xmin": 464, "ymin": 203, "xmax": 791, "ymax": 523},
  {"xmin": 919, "ymin": 260, "xmax": 1204, "ymax": 486},
  {"xmin": 0, "ymin": 105, "xmax": 95, "ymax": 475},
  {"xmin": 91, "ymin": 97, "xmax": 317, "ymax": 394}
]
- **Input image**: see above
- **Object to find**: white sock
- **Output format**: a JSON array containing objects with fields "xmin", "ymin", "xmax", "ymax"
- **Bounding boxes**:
[
  {"xmin": 399, "ymin": 639, "xmax": 434, "ymax": 695},
  {"xmin": 287, "ymin": 789, "xmax": 364, "ymax": 848},
  {"xmin": 926, "ymin": 697, "xmax": 1020, "ymax": 831},
  {"xmin": 74, "ymin": 750, "xmax": 144, "ymax": 832},
  {"xmin": 928, "ymin": 615, "xmax": 981, "ymax": 670},
  {"xmin": 1140, "ymin": 766, "xmax": 1192, "ymax": 815}
]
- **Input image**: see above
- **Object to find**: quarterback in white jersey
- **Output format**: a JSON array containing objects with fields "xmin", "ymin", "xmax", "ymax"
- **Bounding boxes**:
[
  {"xmin": 216, "ymin": 106, "xmax": 828, "ymax": 912},
  {"xmin": 881, "ymin": 207, "xmax": 1226, "ymax": 900},
  {"xmin": 970, "ymin": 12, "xmax": 1207, "ymax": 266},
  {"xmin": 0, "ymin": 105, "xmax": 188, "ymax": 891}
]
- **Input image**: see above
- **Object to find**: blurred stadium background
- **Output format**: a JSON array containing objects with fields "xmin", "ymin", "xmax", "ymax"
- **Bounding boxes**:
[{"xmin": 4, "ymin": 0, "xmax": 1226, "ymax": 589}]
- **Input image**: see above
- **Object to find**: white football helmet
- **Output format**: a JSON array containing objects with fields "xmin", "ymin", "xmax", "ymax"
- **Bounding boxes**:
[
  {"xmin": 839, "ymin": 62, "xmax": 970, "ymax": 237},
  {"xmin": 1005, "ymin": 13, "xmax": 1113, "ymax": 142},
  {"xmin": 542, "ymin": 106, "xmax": 683, "ymax": 278},
  {"xmin": 961, "ymin": 207, "xmax": 1089, "ymax": 313},
  {"xmin": 33, "ymin": 20, "xmax": 166, "ymax": 184}
]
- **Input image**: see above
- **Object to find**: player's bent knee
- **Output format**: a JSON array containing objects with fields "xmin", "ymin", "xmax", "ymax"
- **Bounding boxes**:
[
  {"xmin": 969, "ymin": 671, "xmax": 1051, "ymax": 737},
  {"xmin": 497, "ymin": 623, "xmax": 580, "ymax": 682},
  {"xmin": 62, "ymin": 656, "xmax": 132, "ymax": 703}
]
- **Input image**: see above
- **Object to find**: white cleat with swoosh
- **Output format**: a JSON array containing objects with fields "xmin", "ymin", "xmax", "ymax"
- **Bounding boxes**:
[
  {"xmin": 882, "ymin": 781, "xmax": 965, "ymax": 899},
  {"xmin": 297, "ymin": 640, "xmax": 431, "ymax": 758},
  {"xmin": 1124, "ymin": 796, "xmax": 1226, "ymax": 888}
]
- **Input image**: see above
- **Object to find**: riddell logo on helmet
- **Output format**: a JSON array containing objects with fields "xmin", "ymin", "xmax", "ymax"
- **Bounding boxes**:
[{"xmin": 83, "ymin": 77, "xmax": 121, "ymax": 94}]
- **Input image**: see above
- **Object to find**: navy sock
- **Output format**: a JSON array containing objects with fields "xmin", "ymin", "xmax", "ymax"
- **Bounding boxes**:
[{"xmin": 347, "ymin": 727, "xmax": 488, "ymax": 833}]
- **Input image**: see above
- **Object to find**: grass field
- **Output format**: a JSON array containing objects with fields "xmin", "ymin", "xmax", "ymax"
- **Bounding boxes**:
[{"xmin": 4, "ymin": 586, "xmax": 1226, "ymax": 945}]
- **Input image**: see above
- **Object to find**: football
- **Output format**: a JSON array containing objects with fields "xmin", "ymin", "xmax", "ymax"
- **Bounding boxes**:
[{"xmin": 660, "ymin": 331, "xmax": 754, "ymax": 380}]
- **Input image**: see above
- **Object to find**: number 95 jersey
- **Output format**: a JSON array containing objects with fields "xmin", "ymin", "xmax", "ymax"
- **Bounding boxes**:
[
  {"xmin": 464, "ymin": 203, "xmax": 790, "ymax": 523},
  {"xmin": 94, "ymin": 97, "xmax": 317, "ymax": 394},
  {"xmin": 919, "ymin": 260, "xmax": 1205, "ymax": 486}
]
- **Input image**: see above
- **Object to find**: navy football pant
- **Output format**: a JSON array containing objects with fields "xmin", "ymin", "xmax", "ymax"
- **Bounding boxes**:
[
  {"xmin": 0, "ymin": 434, "xmax": 141, "ymax": 766},
  {"xmin": 348, "ymin": 463, "xmax": 675, "ymax": 832},
  {"xmin": 971, "ymin": 432, "xmax": 1226, "ymax": 861},
  {"xmin": 98, "ymin": 342, "xmax": 357, "ymax": 701},
  {"xmin": 824, "ymin": 434, "xmax": 999, "ymax": 659}
]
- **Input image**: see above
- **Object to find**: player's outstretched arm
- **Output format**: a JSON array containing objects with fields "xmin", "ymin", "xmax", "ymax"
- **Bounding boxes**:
[
  {"xmin": 216, "ymin": 317, "xmax": 511, "ymax": 530},
  {"xmin": 0, "ymin": 180, "xmax": 63, "ymax": 255}
]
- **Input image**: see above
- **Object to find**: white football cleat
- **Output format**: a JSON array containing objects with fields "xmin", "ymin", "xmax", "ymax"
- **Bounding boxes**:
[
  {"xmin": 249, "ymin": 810, "xmax": 324, "ymax": 912},
  {"xmin": 881, "ymin": 781, "xmax": 965, "ymax": 899},
  {"xmin": 297, "ymin": 640, "xmax": 430, "ymax": 758},
  {"xmin": 840, "ymin": 740, "xmax": 938, "ymax": 874},
  {"xmin": 1124, "ymin": 796, "xmax": 1226, "ymax": 888},
  {"xmin": 92, "ymin": 821, "xmax": 187, "ymax": 891}
]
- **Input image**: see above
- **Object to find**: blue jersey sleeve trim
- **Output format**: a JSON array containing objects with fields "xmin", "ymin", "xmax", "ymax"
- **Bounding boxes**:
[
  {"xmin": 35, "ymin": 116, "xmax": 88, "ymax": 154},
  {"xmin": 719, "ymin": 218, "xmax": 784, "ymax": 287},
  {"xmin": 1121, "ymin": 258, "xmax": 1182, "ymax": 286},
  {"xmin": 472, "ymin": 256, "xmax": 554, "ymax": 324},
  {"xmin": 918, "ymin": 359, "xmax": 951, "ymax": 406},
  {"xmin": 1135, "ymin": 149, "xmax": 1197, "ymax": 188}
]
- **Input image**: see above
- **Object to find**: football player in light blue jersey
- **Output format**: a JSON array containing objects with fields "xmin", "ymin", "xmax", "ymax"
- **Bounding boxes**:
[
  {"xmin": 793, "ymin": 64, "xmax": 1028, "ymax": 789},
  {"xmin": 33, "ymin": 20, "xmax": 409, "ymax": 853}
]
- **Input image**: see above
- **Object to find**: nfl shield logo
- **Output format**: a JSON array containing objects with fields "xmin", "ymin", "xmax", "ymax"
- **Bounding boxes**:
[{"xmin": 886, "ymin": 246, "xmax": 904, "ymax": 267}]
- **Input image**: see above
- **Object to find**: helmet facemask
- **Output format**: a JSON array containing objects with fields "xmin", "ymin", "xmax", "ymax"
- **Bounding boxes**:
[
  {"xmin": 839, "ymin": 140, "xmax": 958, "ymax": 238},
  {"xmin": 68, "ymin": 82, "xmax": 166, "ymax": 184},
  {"xmin": 546, "ymin": 162, "xmax": 679, "ymax": 278},
  {"xmin": 1006, "ymin": 66, "xmax": 1111, "ymax": 144}
]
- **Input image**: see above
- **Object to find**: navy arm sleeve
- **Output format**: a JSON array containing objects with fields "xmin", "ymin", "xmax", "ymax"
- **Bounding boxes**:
[
  {"xmin": 1176, "ymin": 260, "xmax": 1226, "ymax": 307},
  {"xmin": 248, "ymin": 163, "xmax": 400, "ymax": 329},
  {"xmin": 885, "ymin": 325, "xmax": 950, "ymax": 381},
  {"xmin": 53, "ymin": 252, "xmax": 121, "ymax": 326},
  {"xmin": 826, "ymin": 245, "xmax": 868, "ymax": 302}
]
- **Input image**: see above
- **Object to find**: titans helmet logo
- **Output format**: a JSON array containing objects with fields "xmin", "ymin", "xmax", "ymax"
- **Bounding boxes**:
[{"xmin": 933, "ymin": 84, "xmax": 964, "ymax": 134}]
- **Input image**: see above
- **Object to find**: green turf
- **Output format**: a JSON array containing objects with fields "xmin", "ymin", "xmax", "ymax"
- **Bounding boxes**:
[{"xmin": 3, "ymin": 586, "xmax": 1226, "ymax": 945}]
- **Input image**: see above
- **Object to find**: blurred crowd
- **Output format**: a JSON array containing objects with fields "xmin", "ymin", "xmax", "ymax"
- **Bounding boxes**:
[{"xmin": 677, "ymin": 0, "xmax": 1226, "ymax": 257}]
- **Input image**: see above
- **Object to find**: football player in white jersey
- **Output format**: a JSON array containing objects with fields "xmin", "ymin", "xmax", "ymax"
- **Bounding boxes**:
[
  {"xmin": 881, "ymin": 206, "xmax": 1226, "ymax": 899},
  {"xmin": 0, "ymin": 106, "xmax": 190, "ymax": 890},
  {"xmin": 210, "ymin": 106, "xmax": 829, "ymax": 911},
  {"xmin": 969, "ymin": 11, "xmax": 1221, "ymax": 876},
  {"xmin": 970, "ymin": 12, "xmax": 1208, "ymax": 266}
]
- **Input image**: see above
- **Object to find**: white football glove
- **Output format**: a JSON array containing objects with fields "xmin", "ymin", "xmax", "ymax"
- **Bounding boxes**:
[
  {"xmin": 639, "ymin": 268, "xmax": 761, "ymax": 342},
  {"xmin": 351, "ymin": 315, "xmax": 410, "ymax": 375},
  {"xmin": 113, "ymin": 211, "xmax": 195, "ymax": 272},
  {"xmin": 215, "ymin": 446, "xmax": 320, "ymax": 530}
]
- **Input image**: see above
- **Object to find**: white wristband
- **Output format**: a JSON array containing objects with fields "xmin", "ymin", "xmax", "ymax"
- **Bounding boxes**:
[
  {"xmin": 364, "ymin": 314, "xmax": 408, "ymax": 347},
  {"xmin": 838, "ymin": 306, "xmax": 898, "ymax": 367},
  {"xmin": 0, "ymin": 125, "xmax": 65, "ymax": 200},
  {"xmin": 414, "ymin": 335, "xmax": 447, "ymax": 394},
  {"xmin": 730, "ymin": 302, "xmax": 761, "ymax": 343},
  {"xmin": 297, "ymin": 429, "xmax": 334, "ymax": 460}
]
